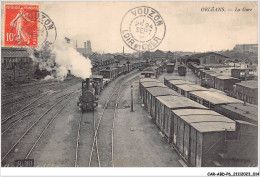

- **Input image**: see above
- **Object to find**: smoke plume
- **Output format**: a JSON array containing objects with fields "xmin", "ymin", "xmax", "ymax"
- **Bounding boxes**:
[{"xmin": 29, "ymin": 40, "xmax": 92, "ymax": 81}]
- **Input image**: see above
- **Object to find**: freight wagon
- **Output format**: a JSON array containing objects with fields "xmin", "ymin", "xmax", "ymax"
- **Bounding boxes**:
[
  {"xmin": 155, "ymin": 95, "xmax": 207, "ymax": 141},
  {"xmin": 166, "ymin": 63, "xmax": 175, "ymax": 73},
  {"xmin": 178, "ymin": 65, "xmax": 187, "ymax": 76},
  {"xmin": 171, "ymin": 109, "xmax": 235, "ymax": 166}
]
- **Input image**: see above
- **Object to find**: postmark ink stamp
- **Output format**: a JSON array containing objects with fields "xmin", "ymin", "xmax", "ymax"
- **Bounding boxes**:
[{"xmin": 120, "ymin": 6, "xmax": 166, "ymax": 52}]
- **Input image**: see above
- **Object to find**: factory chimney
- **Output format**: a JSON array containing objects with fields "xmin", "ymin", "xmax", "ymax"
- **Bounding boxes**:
[
  {"xmin": 123, "ymin": 46, "xmax": 124, "ymax": 56},
  {"xmin": 87, "ymin": 40, "xmax": 92, "ymax": 55},
  {"xmin": 84, "ymin": 42, "xmax": 87, "ymax": 54}
]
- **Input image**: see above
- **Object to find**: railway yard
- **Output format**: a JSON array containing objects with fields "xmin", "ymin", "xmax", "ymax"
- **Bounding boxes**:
[
  {"xmin": 1, "ymin": 57, "xmax": 258, "ymax": 168},
  {"xmin": 1, "ymin": 64, "xmax": 186, "ymax": 167}
]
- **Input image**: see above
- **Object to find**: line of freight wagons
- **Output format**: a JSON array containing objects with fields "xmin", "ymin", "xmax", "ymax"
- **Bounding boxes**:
[
  {"xmin": 163, "ymin": 77, "xmax": 257, "ymax": 165},
  {"xmin": 139, "ymin": 78, "xmax": 239, "ymax": 167}
]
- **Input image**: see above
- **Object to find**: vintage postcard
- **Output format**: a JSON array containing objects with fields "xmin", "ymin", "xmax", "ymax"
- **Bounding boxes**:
[{"xmin": 1, "ymin": 1, "xmax": 258, "ymax": 176}]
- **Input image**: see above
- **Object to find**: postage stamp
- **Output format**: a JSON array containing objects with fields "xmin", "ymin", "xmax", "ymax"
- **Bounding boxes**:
[
  {"xmin": 4, "ymin": 4, "xmax": 39, "ymax": 47},
  {"xmin": 120, "ymin": 6, "xmax": 166, "ymax": 52},
  {"xmin": 3, "ymin": 3, "xmax": 56, "ymax": 49}
]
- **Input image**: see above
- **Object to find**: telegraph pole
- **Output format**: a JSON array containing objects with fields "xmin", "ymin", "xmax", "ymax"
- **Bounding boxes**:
[{"xmin": 131, "ymin": 85, "xmax": 133, "ymax": 112}]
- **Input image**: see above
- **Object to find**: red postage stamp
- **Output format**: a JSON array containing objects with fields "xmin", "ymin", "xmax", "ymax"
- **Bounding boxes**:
[{"xmin": 4, "ymin": 4, "xmax": 39, "ymax": 47}]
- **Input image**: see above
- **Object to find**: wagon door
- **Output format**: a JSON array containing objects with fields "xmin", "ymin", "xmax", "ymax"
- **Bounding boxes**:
[
  {"xmin": 183, "ymin": 123, "xmax": 190, "ymax": 161},
  {"xmin": 178, "ymin": 119, "xmax": 184, "ymax": 154},
  {"xmin": 196, "ymin": 133, "xmax": 203, "ymax": 167},
  {"xmin": 173, "ymin": 115, "xmax": 178, "ymax": 145},
  {"xmin": 190, "ymin": 127, "xmax": 197, "ymax": 166}
]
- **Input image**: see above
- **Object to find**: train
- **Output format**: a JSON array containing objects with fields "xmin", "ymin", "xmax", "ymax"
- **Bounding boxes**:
[
  {"xmin": 139, "ymin": 77, "xmax": 257, "ymax": 166},
  {"xmin": 77, "ymin": 61, "xmax": 146, "ymax": 112}
]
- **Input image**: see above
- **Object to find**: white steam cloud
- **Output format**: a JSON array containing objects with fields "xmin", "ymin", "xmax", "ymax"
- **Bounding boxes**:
[{"xmin": 29, "ymin": 40, "xmax": 92, "ymax": 81}]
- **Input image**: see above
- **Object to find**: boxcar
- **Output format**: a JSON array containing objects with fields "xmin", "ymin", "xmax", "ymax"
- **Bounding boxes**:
[
  {"xmin": 146, "ymin": 88, "xmax": 181, "ymax": 121},
  {"xmin": 189, "ymin": 90, "xmax": 242, "ymax": 109},
  {"xmin": 214, "ymin": 76, "xmax": 240, "ymax": 92},
  {"xmin": 166, "ymin": 63, "xmax": 175, "ymax": 73},
  {"xmin": 139, "ymin": 78, "xmax": 161, "ymax": 96},
  {"xmin": 215, "ymin": 103, "xmax": 258, "ymax": 125},
  {"xmin": 171, "ymin": 109, "xmax": 236, "ymax": 166},
  {"xmin": 174, "ymin": 83, "xmax": 207, "ymax": 97},
  {"xmin": 178, "ymin": 65, "xmax": 187, "ymax": 76},
  {"xmin": 139, "ymin": 82, "xmax": 167, "ymax": 106},
  {"xmin": 166, "ymin": 79, "xmax": 193, "ymax": 92},
  {"xmin": 156, "ymin": 96, "xmax": 207, "ymax": 141},
  {"xmin": 100, "ymin": 68, "xmax": 115, "ymax": 79}
]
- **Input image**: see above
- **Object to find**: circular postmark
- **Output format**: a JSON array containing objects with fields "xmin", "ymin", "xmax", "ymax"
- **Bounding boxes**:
[
  {"xmin": 11, "ymin": 10, "xmax": 57, "ymax": 49},
  {"xmin": 120, "ymin": 6, "xmax": 166, "ymax": 52}
]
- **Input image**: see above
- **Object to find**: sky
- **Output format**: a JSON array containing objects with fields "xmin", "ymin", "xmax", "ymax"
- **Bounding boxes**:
[{"xmin": 39, "ymin": 1, "xmax": 258, "ymax": 53}]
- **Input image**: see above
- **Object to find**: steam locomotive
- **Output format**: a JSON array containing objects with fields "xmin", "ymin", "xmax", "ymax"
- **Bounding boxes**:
[{"xmin": 77, "ymin": 78, "xmax": 98, "ymax": 112}]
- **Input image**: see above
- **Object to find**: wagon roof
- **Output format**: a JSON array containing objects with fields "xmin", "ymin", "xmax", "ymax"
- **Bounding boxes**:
[
  {"xmin": 90, "ymin": 75, "xmax": 103, "ymax": 79},
  {"xmin": 180, "ymin": 114, "xmax": 234, "ymax": 124},
  {"xmin": 172, "ymin": 109, "xmax": 219, "ymax": 116},
  {"xmin": 215, "ymin": 75, "xmax": 239, "ymax": 80},
  {"xmin": 201, "ymin": 70, "xmax": 216, "ymax": 74},
  {"xmin": 176, "ymin": 84, "xmax": 207, "ymax": 92},
  {"xmin": 157, "ymin": 96, "xmax": 206, "ymax": 109},
  {"xmin": 169, "ymin": 79, "xmax": 194, "ymax": 85},
  {"xmin": 190, "ymin": 91, "xmax": 242, "ymax": 105},
  {"xmin": 156, "ymin": 95, "xmax": 181, "ymax": 100},
  {"xmin": 164, "ymin": 77, "xmax": 180, "ymax": 81},
  {"xmin": 141, "ymin": 71, "xmax": 155, "ymax": 74},
  {"xmin": 207, "ymin": 73, "xmax": 222, "ymax": 77},
  {"xmin": 139, "ymin": 78, "xmax": 160, "ymax": 83},
  {"xmin": 141, "ymin": 82, "xmax": 167, "ymax": 88},
  {"xmin": 167, "ymin": 63, "xmax": 175, "ymax": 66},
  {"xmin": 220, "ymin": 103, "xmax": 258, "ymax": 122},
  {"xmin": 235, "ymin": 120, "xmax": 258, "ymax": 127},
  {"xmin": 191, "ymin": 121, "xmax": 235, "ymax": 133},
  {"xmin": 146, "ymin": 87, "xmax": 177, "ymax": 97},
  {"xmin": 236, "ymin": 80, "xmax": 258, "ymax": 89}
]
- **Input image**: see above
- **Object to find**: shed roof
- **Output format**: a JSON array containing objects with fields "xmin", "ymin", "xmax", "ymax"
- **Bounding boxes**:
[
  {"xmin": 236, "ymin": 80, "xmax": 258, "ymax": 89},
  {"xmin": 141, "ymin": 82, "xmax": 166, "ymax": 88},
  {"xmin": 146, "ymin": 87, "xmax": 177, "ymax": 97},
  {"xmin": 190, "ymin": 91, "xmax": 242, "ymax": 105},
  {"xmin": 157, "ymin": 96, "xmax": 207, "ymax": 110},
  {"xmin": 2, "ymin": 47, "xmax": 30, "ymax": 58},
  {"xmin": 187, "ymin": 52, "xmax": 229, "ymax": 59}
]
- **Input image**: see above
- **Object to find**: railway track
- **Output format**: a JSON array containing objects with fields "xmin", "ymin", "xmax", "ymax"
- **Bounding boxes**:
[
  {"xmin": 86, "ymin": 73, "xmax": 140, "ymax": 167},
  {"xmin": 1, "ymin": 79, "xmax": 81, "ymax": 122},
  {"xmin": 1, "ymin": 90, "xmax": 73, "ymax": 135},
  {"xmin": 1, "ymin": 88, "xmax": 80, "ymax": 166}
]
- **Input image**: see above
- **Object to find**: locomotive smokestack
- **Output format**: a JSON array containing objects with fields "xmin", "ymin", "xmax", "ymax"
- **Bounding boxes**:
[{"xmin": 85, "ymin": 78, "xmax": 90, "ymax": 90}]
